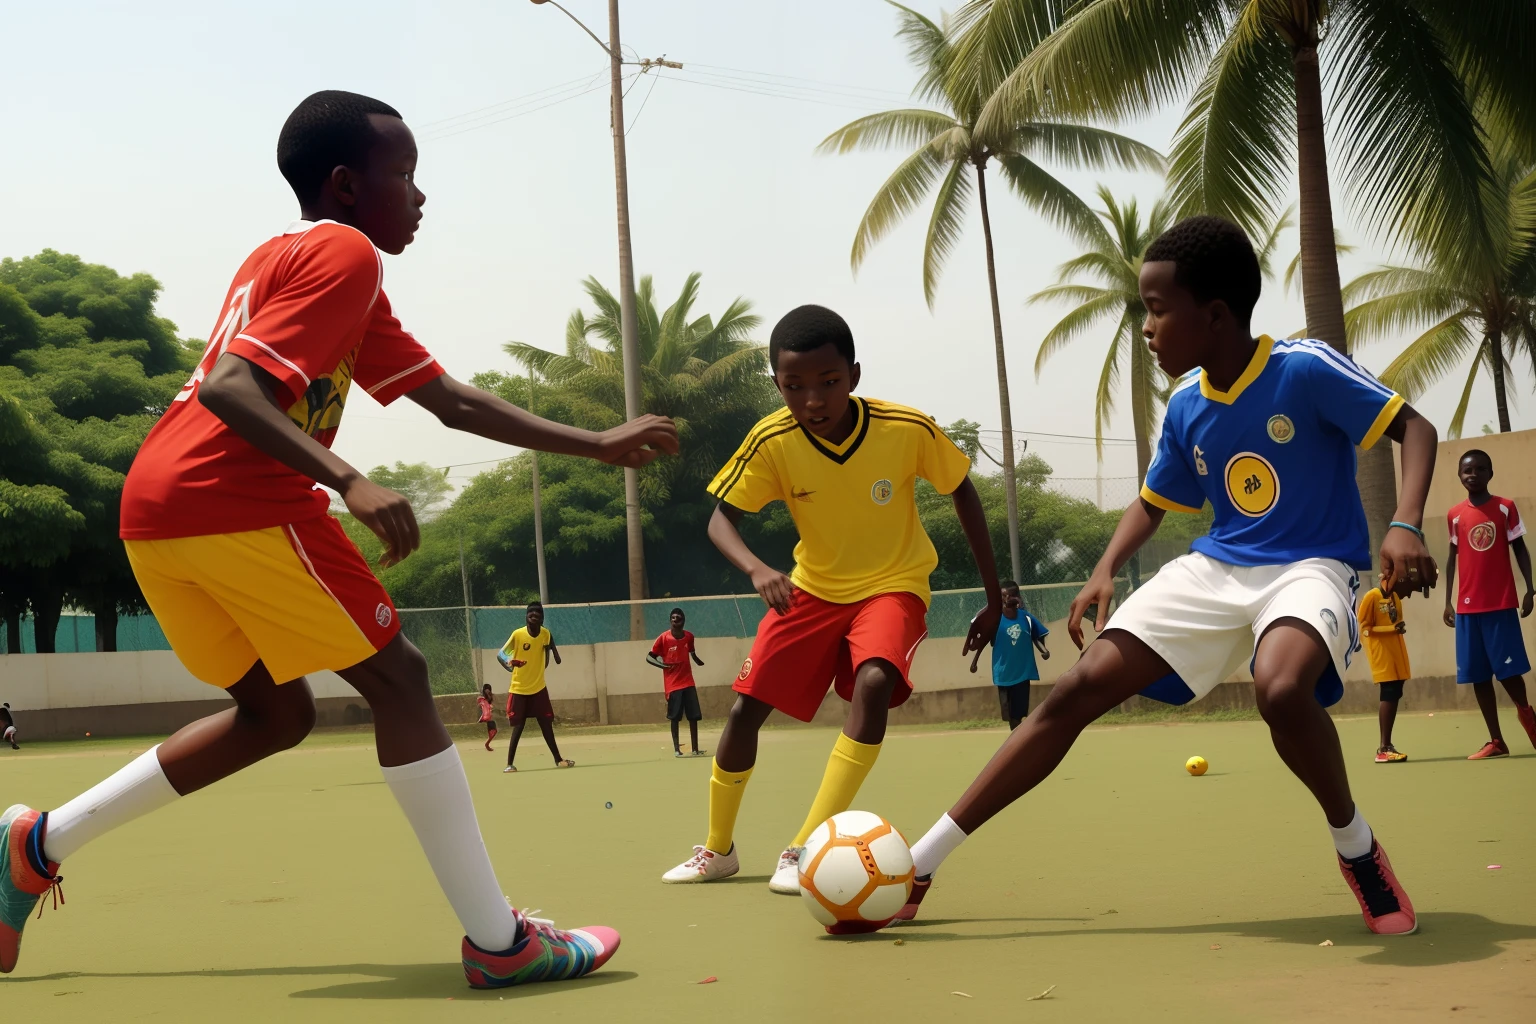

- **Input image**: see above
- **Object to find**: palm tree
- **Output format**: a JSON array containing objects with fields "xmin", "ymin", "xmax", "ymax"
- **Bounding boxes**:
[
  {"xmin": 506, "ymin": 272, "xmax": 776, "ymax": 515},
  {"xmin": 1344, "ymin": 115, "xmax": 1536, "ymax": 438},
  {"xmin": 817, "ymin": 1, "xmax": 1163, "ymax": 583},
  {"xmin": 1032, "ymin": 189, "xmax": 1291, "ymax": 484},
  {"xmin": 956, "ymin": 0, "xmax": 1536, "ymax": 557}
]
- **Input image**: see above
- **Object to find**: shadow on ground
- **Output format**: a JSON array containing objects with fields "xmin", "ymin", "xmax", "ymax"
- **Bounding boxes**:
[
  {"xmin": 12, "ymin": 965, "xmax": 638, "ymax": 1000},
  {"xmin": 861, "ymin": 912, "xmax": 1536, "ymax": 966}
]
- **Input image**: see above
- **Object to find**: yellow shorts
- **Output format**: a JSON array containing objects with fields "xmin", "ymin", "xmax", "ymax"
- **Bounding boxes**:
[{"xmin": 125, "ymin": 517, "xmax": 400, "ymax": 687}]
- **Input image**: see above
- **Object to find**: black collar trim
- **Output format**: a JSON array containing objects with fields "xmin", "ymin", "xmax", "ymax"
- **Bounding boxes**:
[{"xmin": 799, "ymin": 398, "xmax": 870, "ymax": 465}]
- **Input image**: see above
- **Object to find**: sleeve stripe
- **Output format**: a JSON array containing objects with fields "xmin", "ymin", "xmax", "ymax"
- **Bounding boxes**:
[
  {"xmin": 1275, "ymin": 340, "xmax": 1395, "ymax": 397},
  {"xmin": 365, "ymin": 357, "xmax": 438, "ymax": 396},
  {"xmin": 1359, "ymin": 393, "xmax": 1405, "ymax": 449},
  {"xmin": 867, "ymin": 411, "xmax": 936, "ymax": 437},
  {"xmin": 1140, "ymin": 484, "xmax": 1203, "ymax": 514},
  {"xmin": 709, "ymin": 422, "xmax": 799, "ymax": 499},
  {"xmin": 234, "ymin": 333, "xmax": 312, "ymax": 389}
]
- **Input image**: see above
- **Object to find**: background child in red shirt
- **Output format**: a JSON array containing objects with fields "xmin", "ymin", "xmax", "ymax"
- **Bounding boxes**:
[
  {"xmin": 1443, "ymin": 449, "xmax": 1536, "ymax": 758},
  {"xmin": 477, "ymin": 683, "xmax": 498, "ymax": 751},
  {"xmin": 648, "ymin": 608, "xmax": 706, "ymax": 757}
]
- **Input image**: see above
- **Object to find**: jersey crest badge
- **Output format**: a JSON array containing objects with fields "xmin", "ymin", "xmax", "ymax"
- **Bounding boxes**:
[
  {"xmin": 1469, "ymin": 521, "xmax": 1496, "ymax": 551},
  {"xmin": 1266, "ymin": 414, "xmax": 1295, "ymax": 443},
  {"xmin": 870, "ymin": 479, "xmax": 893, "ymax": 505}
]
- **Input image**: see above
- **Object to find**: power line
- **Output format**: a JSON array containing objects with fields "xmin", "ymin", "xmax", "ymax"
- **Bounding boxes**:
[
  {"xmin": 685, "ymin": 62, "xmax": 913, "ymax": 102},
  {"xmin": 421, "ymin": 72, "xmax": 624, "ymax": 141},
  {"xmin": 417, "ymin": 69, "xmax": 606, "ymax": 130},
  {"xmin": 660, "ymin": 71, "xmax": 887, "ymax": 113},
  {"xmin": 626, "ymin": 70, "xmax": 663, "ymax": 136}
]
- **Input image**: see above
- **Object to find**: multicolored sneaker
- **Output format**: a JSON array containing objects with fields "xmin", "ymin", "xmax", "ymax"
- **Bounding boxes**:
[
  {"xmin": 1337, "ymin": 840, "xmax": 1416, "ymax": 935},
  {"xmin": 1517, "ymin": 706, "xmax": 1536, "ymax": 750},
  {"xmin": 891, "ymin": 875, "xmax": 932, "ymax": 923},
  {"xmin": 768, "ymin": 846, "xmax": 803, "ymax": 895},
  {"xmin": 661, "ymin": 844, "xmax": 739, "ymax": 883},
  {"xmin": 461, "ymin": 909, "xmax": 619, "ymax": 988},
  {"xmin": 0, "ymin": 805, "xmax": 64, "ymax": 974},
  {"xmin": 1374, "ymin": 747, "xmax": 1408, "ymax": 763},
  {"xmin": 1467, "ymin": 739, "xmax": 1509, "ymax": 760}
]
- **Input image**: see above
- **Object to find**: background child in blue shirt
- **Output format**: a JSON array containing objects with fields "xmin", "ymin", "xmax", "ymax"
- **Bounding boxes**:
[{"xmin": 971, "ymin": 581, "xmax": 1049, "ymax": 729}]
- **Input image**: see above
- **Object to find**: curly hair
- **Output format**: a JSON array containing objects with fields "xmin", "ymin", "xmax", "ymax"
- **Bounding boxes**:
[
  {"xmin": 768, "ymin": 304, "xmax": 856, "ymax": 371},
  {"xmin": 276, "ymin": 90, "xmax": 402, "ymax": 206},
  {"xmin": 1143, "ymin": 215, "xmax": 1262, "ymax": 325}
]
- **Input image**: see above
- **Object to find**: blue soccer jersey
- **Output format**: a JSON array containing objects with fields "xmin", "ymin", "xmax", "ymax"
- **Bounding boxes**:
[
  {"xmin": 992, "ymin": 609, "xmax": 1049, "ymax": 685},
  {"xmin": 1141, "ymin": 335, "xmax": 1403, "ymax": 570}
]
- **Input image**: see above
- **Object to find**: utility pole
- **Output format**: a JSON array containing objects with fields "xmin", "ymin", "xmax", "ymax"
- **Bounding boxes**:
[{"xmin": 531, "ymin": 0, "xmax": 673, "ymax": 640}]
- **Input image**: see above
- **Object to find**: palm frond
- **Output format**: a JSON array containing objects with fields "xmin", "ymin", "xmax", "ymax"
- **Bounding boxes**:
[
  {"xmin": 1414, "ymin": 0, "xmax": 1536, "ymax": 163},
  {"xmin": 1254, "ymin": 204, "xmax": 1295, "ymax": 280},
  {"xmin": 1165, "ymin": 10, "xmax": 1294, "ymax": 237},
  {"xmin": 1376, "ymin": 315, "xmax": 1479, "ymax": 400},
  {"xmin": 1446, "ymin": 342, "xmax": 1488, "ymax": 440},
  {"xmin": 1032, "ymin": 291, "xmax": 1124, "ymax": 375},
  {"xmin": 1008, "ymin": 122, "xmax": 1165, "ymax": 174},
  {"xmin": 848, "ymin": 145, "xmax": 949, "ymax": 272},
  {"xmin": 993, "ymin": 153, "xmax": 1111, "ymax": 249},
  {"xmin": 922, "ymin": 160, "xmax": 976, "ymax": 308},
  {"xmin": 945, "ymin": 0, "xmax": 1062, "ymax": 107},
  {"xmin": 886, "ymin": 1, "xmax": 956, "ymax": 105},
  {"xmin": 1092, "ymin": 315, "xmax": 1125, "ymax": 456},
  {"xmin": 1051, "ymin": 250, "xmax": 1130, "ymax": 288},
  {"xmin": 1344, "ymin": 290, "xmax": 1470, "ymax": 349},
  {"xmin": 817, "ymin": 109, "xmax": 959, "ymax": 155}
]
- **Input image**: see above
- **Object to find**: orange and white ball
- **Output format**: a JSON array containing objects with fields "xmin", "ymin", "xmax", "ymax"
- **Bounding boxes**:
[{"xmin": 798, "ymin": 810, "xmax": 914, "ymax": 930}]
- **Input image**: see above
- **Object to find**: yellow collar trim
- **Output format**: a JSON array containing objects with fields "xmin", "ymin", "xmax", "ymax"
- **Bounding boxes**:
[{"xmin": 1199, "ymin": 335, "xmax": 1273, "ymax": 405}]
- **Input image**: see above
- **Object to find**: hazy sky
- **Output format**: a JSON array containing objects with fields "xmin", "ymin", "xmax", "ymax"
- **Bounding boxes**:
[{"xmin": 5, "ymin": 0, "xmax": 1530, "ymax": 492}]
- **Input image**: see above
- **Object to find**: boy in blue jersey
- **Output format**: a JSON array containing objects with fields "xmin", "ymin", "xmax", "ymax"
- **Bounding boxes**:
[
  {"xmin": 972, "ymin": 582, "xmax": 1049, "ymax": 729},
  {"xmin": 900, "ymin": 216, "xmax": 1441, "ymax": 937}
]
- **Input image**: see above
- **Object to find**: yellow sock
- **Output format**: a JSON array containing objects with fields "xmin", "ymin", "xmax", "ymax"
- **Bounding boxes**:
[
  {"xmin": 705, "ymin": 761, "xmax": 754, "ymax": 854},
  {"xmin": 791, "ymin": 733, "xmax": 882, "ymax": 846}
]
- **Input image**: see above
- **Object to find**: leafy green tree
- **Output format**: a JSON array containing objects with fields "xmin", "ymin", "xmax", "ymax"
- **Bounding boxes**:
[
  {"xmin": 0, "ymin": 252, "xmax": 197, "ymax": 651},
  {"xmin": 958, "ymin": 0, "xmax": 1536, "ymax": 557},
  {"xmin": 367, "ymin": 461, "xmax": 453, "ymax": 522},
  {"xmin": 818, "ymin": 1, "xmax": 1162, "ymax": 584},
  {"xmin": 1344, "ymin": 112, "xmax": 1536, "ymax": 438}
]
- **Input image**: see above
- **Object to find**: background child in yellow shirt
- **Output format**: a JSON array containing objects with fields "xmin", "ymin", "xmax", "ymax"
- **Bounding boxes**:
[{"xmin": 1358, "ymin": 581, "xmax": 1411, "ymax": 762}]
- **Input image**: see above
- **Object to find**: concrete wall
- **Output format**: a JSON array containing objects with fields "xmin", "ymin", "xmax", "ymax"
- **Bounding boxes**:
[{"xmin": 5, "ymin": 428, "xmax": 1535, "ymax": 741}]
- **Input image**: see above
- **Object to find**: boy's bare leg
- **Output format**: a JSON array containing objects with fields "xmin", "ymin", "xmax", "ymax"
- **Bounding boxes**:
[
  {"xmin": 1251, "ymin": 619, "xmax": 1353, "ymax": 827},
  {"xmin": 1378, "ymin": 697, "xmax": 1398, "ymax": 750},
  {"xmin": 689, "ymin": 718, "xmax": 701, "ymax": 753},
  {"xmin": 714, "ymin": 694, "xmax": 774, "ymax": 772},
  {"xmin": 946, "ymin": 631, "xmax": 1168, "ymax": 833},
  {"xmin": 1498, "ymin": 674, "xmax": 1528, "ymax": 707},
  {"xmin": 1471, "ymin": 681, "xmax": 1505, "ymax": 742},
  {"xmin": 156, "ymin": 662, "xmax": 317, "ymax": 793}
]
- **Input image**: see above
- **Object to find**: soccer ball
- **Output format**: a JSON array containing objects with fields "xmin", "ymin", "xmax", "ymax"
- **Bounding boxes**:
[
  {"xmin": 798, "ymin": 810, "xmax": 914, "ymax": 932},
  {"xmin": 1186, "ymin": 755, "xmax": 1209, "ymax": 776}
]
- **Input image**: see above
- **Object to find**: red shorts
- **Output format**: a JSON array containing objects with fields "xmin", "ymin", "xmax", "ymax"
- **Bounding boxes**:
[
  {"xmin": 506, "ymin": 689, "xmax": 554, "ymax": 722},
  {"xmin": 734, "ymin": 589, "xmax": 928, "ymax": 722}
]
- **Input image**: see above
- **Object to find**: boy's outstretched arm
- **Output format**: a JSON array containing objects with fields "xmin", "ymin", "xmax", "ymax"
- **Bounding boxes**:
[
  {"xmin": 646, "ymin": 653, "xmax": 668, "ymax": 670},
  {"xmin": 952, "ymin": 477, "xmax": 1002, "ymax": 658},
  {"xmin": 201, "ymin": 355, "xmax": 419, "ymax": 565},
  {"xmin": 408, "ymin": 375, "xmax": 678, "ymax": 467},
  {"xmin": 709, "ymin": 502, "xmax": 793, "ymax": 614},
  {"xmin": 1069, "ymin": 497, "xmax": 1165, "ymax": 649},
  {"xmin": 1378, "ymin": 406, "xmax": 1439, "ymax": 596}
]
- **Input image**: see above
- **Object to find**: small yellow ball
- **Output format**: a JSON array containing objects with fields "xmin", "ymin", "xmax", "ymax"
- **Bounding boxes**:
[{"xmin": 1185, "ymin": 756, "xmax": 1208, "ymax": 776}]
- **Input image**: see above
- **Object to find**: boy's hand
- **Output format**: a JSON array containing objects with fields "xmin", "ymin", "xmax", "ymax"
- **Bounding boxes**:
[
  {"xmin": 1443, "ymin": 605, "xmax": 1455, "ymax": 628},
  {"xmin": 1523, "ymin": 590, "xmax": 1534, "ymax": 618},
  {"xmin": 751, "ymin": 566, "xmax": 794, "ymax": 614},
  {"xmin": 1395, "ymin": 621, "xmax": 1407, "ymax": 634},
  {"xmin": 1067, "ymin": 572, "xmax": 1117, "ymax": 650},
  {"xmin": 963, "ymin": 601, "xmax": 1001, "ymax": 664},
  {"xmin": 343, "ymin": 477, "xmax": 419, "ymax": 567},
  {"xmin": 509, "ymin": 659, "xmax": 527, "ymax": 668},
  {"xmin": 1379, "ymin": 528, "xmax": 1437, "ymax": 597},
  {"xmin": 595, "ymin": 415, "xmax": 680, "ymax": 468}
]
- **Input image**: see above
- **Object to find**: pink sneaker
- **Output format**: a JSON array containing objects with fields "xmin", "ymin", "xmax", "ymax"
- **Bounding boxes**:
[
  {"xmin": 891, "ymin": 875, "xmax": 932, "ymax": 924},
  {"xmin": 1337, "ymin": 840, "xmax": 1416, "ymax": 935},
  {"xmin": 1467, "ymin": 739, "xmax": 1509, "ymax": 760},
  {"xmin": 461, "ymin": 909, "xmax": 619, "ymax": 988}
]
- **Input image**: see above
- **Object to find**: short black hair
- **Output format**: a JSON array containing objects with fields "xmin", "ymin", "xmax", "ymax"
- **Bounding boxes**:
[
  {"xmin": 1143, "ymin": 215, "xmax": 1262, "ymax": 326},
  {"xmin": 769, "ymin": 305, "xmax": 855, "ymax": 371},
  {"xmin": 670, "ymin": 607, "xmax": 685, "ymax": 618},
  {"xmin": 1460, "ymin": 448, "xmax": 1492, "ymax": 470},
  {"xmin": 277, "ymin": 90, "xmax": 402, "ymax": 206},
  {"xmin": 527, "ymin": 600, "xmax": 543, "ymax": 611},
  {"xmin": 1001, "ymin": 580, "xmax": 1019, "ymax": 592}
]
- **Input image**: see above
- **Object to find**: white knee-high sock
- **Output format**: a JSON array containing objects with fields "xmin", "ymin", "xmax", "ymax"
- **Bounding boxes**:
[
  {"xmin": 910, "ymin": 813, "xmax": 969, "ymax": 879},
  {"xmin": 1328, "ymin": 807, "xmax": 1373, "ymax": 859},
  {"xmin": 43, "ymin": 746, "xmax": 180, "ymax": 863},
  {"xmin": 381, "ymin": 745, "xmax": 519, "ymax": 952}
]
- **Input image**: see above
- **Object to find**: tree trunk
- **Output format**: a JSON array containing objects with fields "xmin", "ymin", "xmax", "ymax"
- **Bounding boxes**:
[
  {"xmin": 1129, "ymin": 324, "xmax": 1153, "ymax": 486},
  {"xmin": 1293, "ymin": 40, "xmax": 1397, "ymax": 566},
  {"xmin": 1489, "ymin": 330, "xmax": 1512, "ymax": 432},
  {"xmin": 31, "ymin": 588, "xmax": 63, "ymax": 655},
  {"xmin": 976, "ymin": 161, "xmax": 1023, "ymax": 584},
  {"xmin": 95, "ymin": 604, "xmax": 118, "ymax": 653}
]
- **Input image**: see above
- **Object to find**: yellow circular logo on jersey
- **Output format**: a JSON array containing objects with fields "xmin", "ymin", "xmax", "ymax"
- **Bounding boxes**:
[
  {"xmin": 1266, "ymin": 414, "xmax": 1294, "ymax": 443},
  {"xmin": 870, "ymin": 479, "xmax": 893, "ymax": 505},
  {"xmin": 1224, "ymin": 453, "xmax": 1279, "ymax": 517}
]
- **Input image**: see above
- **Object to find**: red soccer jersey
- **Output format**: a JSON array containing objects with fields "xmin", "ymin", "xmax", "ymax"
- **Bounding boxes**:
[
  {"xmin": 1449, "ymin": 496, "xmax": 1526, "ymax": 613},
  {"xmin": 651, "ymin": 629, "xmax": 696, "ymax": 694},
  {"xmin": 477, "ymin": 696, "xmax": 495, "ymax": 723},
  {"xmin": 120, "ymin": 220, "xmax": 444, "ymax": 540}
]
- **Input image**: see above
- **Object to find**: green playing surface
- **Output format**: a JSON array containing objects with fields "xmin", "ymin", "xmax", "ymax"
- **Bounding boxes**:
[{"xmin": 2, "ymin": 710, "xmax": 1532, "ymax": 1021}]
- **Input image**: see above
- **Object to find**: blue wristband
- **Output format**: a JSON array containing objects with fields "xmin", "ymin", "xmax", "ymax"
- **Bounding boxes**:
[{"xmin": 1388, "ymin": 521, "xmax": 1425, "ymax": 541}]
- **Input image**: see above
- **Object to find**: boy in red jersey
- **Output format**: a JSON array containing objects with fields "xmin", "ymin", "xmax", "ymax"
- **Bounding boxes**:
[
  {"xmin": 0, "ymin": 91, "xmax": 676, "ymax": 987},
  {"xmin": 648, "ymin": 608, "xmax": 706, "ymax": 756},
  {"xmin": 1443, "ymin": 449, "xmax": 1536, "ymax": 758}
]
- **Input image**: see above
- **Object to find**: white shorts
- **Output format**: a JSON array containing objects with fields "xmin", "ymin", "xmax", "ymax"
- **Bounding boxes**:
[
  {"xmin": 3, "ymin": 726, "xmax": 14, "ymax": 742},
  {"xmin": 1107, "ymin": 552, "xmax": 1359, "ymax": 707}
]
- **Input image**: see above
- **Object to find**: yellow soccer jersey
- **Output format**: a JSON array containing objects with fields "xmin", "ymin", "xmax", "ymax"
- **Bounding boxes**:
[
  {"xmin": 502, "ymin": 626, "xmax": 554, "ymax": 695},
  {"xmin": 708, "ymin": 397, "xmax": 972, "ymax": 605}
]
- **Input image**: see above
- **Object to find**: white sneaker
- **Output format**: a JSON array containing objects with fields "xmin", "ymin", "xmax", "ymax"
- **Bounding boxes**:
[
  {"xmin": 661, "ymin": 844, "xmax": 740, "ymax": 884},
  {"xmin": 768, "ymin": 846, "xmax": 804, "ymax": 895}
]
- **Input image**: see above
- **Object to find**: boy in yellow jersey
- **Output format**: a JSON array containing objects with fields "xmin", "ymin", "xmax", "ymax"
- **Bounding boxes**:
[
  {"xmin": 660, "ymin": 305, "xmax": 1000, "ymax": 922},
  {"xmin": 498, "ymin": 601, "xmax": 571, "ymax": 772},
  {"xmin": 1357, "ymin": 579, "xmax": 1412, "ymax": 762}
]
